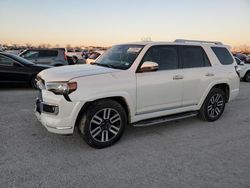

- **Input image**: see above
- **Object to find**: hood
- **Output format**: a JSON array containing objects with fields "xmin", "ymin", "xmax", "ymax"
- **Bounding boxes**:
[{"xmin": 38, "ymin": 64, "xmax": 119, "ymax": 82}]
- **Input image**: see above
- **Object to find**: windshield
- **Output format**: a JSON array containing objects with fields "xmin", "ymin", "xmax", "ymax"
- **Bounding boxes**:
[{"xmin": 95, "ymin": 44, "xmax": 144, "ymax": 70}]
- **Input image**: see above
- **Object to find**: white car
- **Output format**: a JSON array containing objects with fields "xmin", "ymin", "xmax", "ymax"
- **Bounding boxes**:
[
  {"xmin": 86, "ymin": 50, "xmax": 105, "ymax": 64},
  {"xmin": 66, "ymin": 48, "xmax": 83, "ymax": 63},
  {"xmin": 234, "ymin": 57, "xmax": 250, "ymax": 82},
  {"xmin": 35, "ymin": 39, "xmax": 240, "ymax": 148}
]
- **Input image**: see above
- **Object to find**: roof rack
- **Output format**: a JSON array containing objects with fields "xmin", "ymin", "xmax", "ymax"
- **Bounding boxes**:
[{"xmin": 174, "ymin": 39, "xmax": 223, "ymax": 45}]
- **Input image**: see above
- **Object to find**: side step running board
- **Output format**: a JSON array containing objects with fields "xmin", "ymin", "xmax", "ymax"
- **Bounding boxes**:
[{"xmin": 133, "ymin": 111, "xmax": 198, "ymax": 127}]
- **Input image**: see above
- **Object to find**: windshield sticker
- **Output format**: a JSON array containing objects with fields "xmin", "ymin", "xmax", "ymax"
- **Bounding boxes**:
[{"xmin": 127, "ymin": 47, "xmax": 141, "ymax": 53}]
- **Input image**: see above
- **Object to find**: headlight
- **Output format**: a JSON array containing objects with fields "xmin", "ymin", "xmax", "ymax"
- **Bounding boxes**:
[{"xmin": 46, "ymin": 82, "xmax": 77, "ymax": 95}]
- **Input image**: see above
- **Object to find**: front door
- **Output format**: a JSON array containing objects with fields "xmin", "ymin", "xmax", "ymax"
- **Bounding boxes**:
[{"xmin": 136, "ymin": 45, "xmax": 183, "ymax": 115}]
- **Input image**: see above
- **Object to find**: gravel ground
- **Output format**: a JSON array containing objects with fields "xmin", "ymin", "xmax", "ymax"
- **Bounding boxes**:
[{"xmin": 0, "ymin": 83, "xmax": 250, "ymax": 188}]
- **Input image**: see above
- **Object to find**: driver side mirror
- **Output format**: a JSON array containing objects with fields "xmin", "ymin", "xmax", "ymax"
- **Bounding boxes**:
[{"xmin": 138, "ymin": 61, "xmax": 159, "ymax": 72}]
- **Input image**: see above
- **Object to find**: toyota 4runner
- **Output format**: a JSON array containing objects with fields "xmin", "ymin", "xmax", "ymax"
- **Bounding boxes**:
[{"xmin": 35, "ymin": 39, "xmax": 240, "ymax": 148}]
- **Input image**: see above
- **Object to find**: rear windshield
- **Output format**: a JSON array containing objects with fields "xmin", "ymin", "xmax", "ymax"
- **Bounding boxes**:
[{"xmin": 211, "ymin": 47, "xmax": 234, "ymax": 65}]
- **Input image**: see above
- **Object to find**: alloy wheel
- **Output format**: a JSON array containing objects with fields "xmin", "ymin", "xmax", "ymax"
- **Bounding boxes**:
[
  {"xmin": 207, "ymin": 94, "xmax": 224, "ymax": 118},
  {"xmin": 89, "ymin": 108, "xmax": 121, "ymax": 142}
]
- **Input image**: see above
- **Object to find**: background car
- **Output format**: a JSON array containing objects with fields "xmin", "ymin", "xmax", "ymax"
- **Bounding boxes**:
[
  {"xmin": 86, "ymin": 50, "xmax": 105, "ymax": 64},
  {"xmin": 0, "ymin": 52, "xmax": 52, "ymax": 87},
  {"xmin": 234, "ymin": 56, "xmax": 250, "ymax": 82},
  {"xmin": 19, "ymin": 48, "xmax": 72, "ymax": 66},
  {"xmin": 66, "ymin": 48, "xmax": 83, "ymax": 63}
]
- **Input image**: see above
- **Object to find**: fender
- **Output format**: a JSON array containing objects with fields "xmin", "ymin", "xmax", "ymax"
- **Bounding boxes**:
[{"xmin": 71, "ymin": 91, "xmax": 135, "ymax": 123}]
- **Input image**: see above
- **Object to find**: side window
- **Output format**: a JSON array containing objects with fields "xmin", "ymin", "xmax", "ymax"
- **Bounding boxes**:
[
  {"xmin": 39, "ymin": 50, "xmax": 58, "ymax": 57},
  {"xmin": 0, "ymin": 56, "xmax": 15, "ymax": 66},
  {"xmin": 181, "ymin": 46, "xmax": 210, "ymax": 68},
  {"xmin": 22, "ymin": 50, "xmax": 39, "ymax": 58},
  {"xmin": 141, "ymin": 45, "xmax": 179, "ymax": 70},
  {"xmin": 211, "ymin": 47, "xmax": 233, "ymax": 65}
]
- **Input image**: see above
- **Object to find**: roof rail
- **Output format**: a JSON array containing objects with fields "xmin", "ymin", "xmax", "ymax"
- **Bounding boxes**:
[{"xmin": 174, "ymin": 39, "xmax": 223, "ymax": 45}]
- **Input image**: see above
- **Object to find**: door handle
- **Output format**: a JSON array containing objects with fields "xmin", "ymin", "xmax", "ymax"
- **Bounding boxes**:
[
  {"xmin": 173, "ymin": 75, "xmax": 184, "ymax": 80},
  {"xmin": 205, "ymin": 73, "xmax": 214, "ymax": 77}
]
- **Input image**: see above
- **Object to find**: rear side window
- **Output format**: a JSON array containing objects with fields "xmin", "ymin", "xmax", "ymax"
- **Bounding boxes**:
[
  {"xmin": 142, "ymin": 45, "xmax": 179, "ymax": 70},
  {"xmin": 39, "ymin": 50, "xmax": 58, "ymax": 57},
  {"xmin": 181, "ymin": 46, "xmax": 210, "ymax": 68},
  {"xmin": 211, "ymin": 47, "xmax": 233, "ymax": 65}
]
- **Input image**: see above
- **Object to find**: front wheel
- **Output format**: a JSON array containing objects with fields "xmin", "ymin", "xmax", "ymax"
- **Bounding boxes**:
[
  {"xmin": 79, "ymin": 99, "xmax": 127, "ymax": 148},
  {"xmin": 199, "ymin": 88, "xmax": 226, "ymax": 122}
]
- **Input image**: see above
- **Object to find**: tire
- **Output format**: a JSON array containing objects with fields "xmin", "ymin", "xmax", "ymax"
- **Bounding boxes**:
[
  {"xmin": 199, "ymin": 88, "xmax": 226, "ymax": 122},
  {"xmin": 79, "ymin": 99, "xmax": 127, "ymax": 148},
  {"xmin": 244, "ymin": 71, "xmax": 250, "ymax": 82}
]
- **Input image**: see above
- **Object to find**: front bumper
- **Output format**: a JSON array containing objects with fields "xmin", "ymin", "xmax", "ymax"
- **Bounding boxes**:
[{"xmin": 35, "ymin": 89, "xmax": 84, "ymax": 134}]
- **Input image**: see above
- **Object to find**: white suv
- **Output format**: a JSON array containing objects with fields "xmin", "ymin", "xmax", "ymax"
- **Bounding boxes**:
[{"xmin": 35, "ymin": 39, "xmax": 240, "ymax": 148}]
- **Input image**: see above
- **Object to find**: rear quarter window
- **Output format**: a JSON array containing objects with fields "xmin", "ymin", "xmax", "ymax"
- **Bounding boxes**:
[{"xmin": 212, "ymin": 47, "xmax": 234, "ymax": 65}]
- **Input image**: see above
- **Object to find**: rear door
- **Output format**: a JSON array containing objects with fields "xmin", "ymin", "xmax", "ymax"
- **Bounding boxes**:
[
  {"xmin": 36, "ymin": 50, "xmax": 58, "ymax": 65},
  {"xmin": 136, "ymin": 45, "xmax": 183, "ymax": 114},
  {"xmin": 180, "ymin": 45, "xmax": 214, "ymax": 106}
]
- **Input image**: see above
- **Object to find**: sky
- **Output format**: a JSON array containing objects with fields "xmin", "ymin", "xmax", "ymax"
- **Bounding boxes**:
[{"xmin": 0, "ymin": 0, "xmax": 250, "ymax": 47}]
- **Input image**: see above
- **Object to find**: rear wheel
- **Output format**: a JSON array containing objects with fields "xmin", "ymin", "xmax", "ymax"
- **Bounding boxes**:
[
  {"xmin": 199, "ymin": 88, "xmax": 226, "ymax": 122},
  {"xmin": 79, "ymin": 99, "xmax": 127, "ymax": 148},
  {"xmin": 244, "ymin": 71, "xmax": 250, "ymax": 82}
]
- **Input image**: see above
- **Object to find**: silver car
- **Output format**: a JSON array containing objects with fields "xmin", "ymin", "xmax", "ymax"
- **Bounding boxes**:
[{"xmin": 19, "ymin": 48, "xmax": 70, "ymax": 66}]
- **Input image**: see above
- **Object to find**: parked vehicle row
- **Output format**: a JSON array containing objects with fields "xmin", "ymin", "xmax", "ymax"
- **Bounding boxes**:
[{"xmin": 35, "ymin": 39, "xmax": 240, "ymax": 148}]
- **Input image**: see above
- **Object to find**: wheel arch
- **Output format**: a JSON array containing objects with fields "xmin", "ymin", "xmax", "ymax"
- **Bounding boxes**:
[
  {"xmin": 212, "ymin": 83, "xmax": 230, "ymax": 102},
  {"xmin": 199, "ymin": 82, "xmax": 230, "ymax": 107},
  {"xmin": 75, "ymin": 96, "xmax": 131, "ymax": 131}
]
